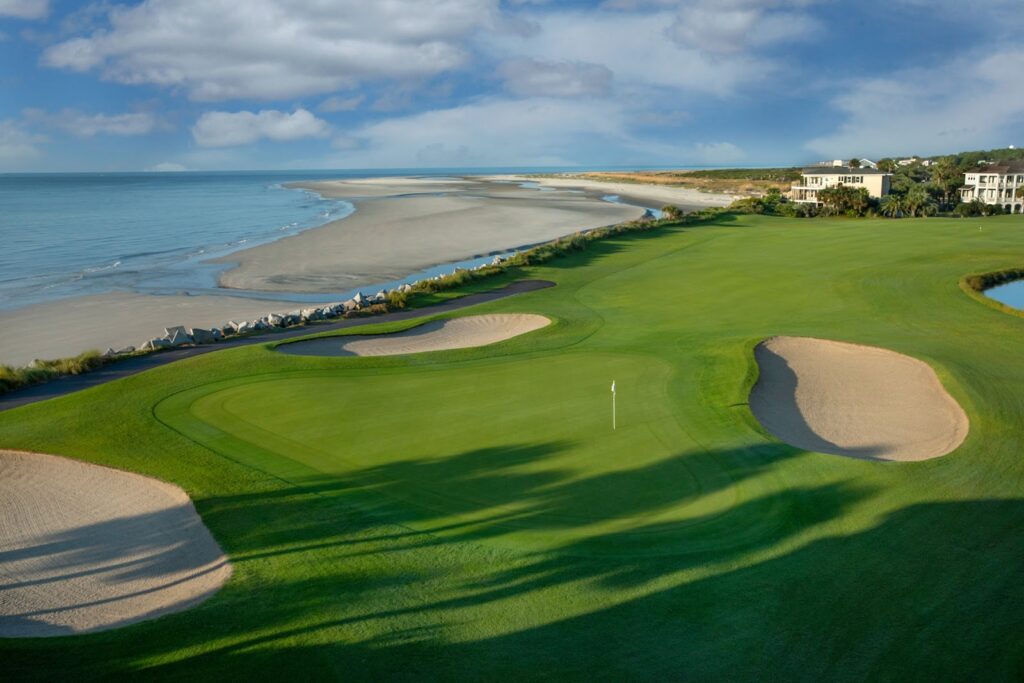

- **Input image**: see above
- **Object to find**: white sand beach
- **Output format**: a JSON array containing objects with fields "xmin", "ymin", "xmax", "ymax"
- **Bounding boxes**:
[
  {"xmin": 216, "ymin": 176, "xmax": 643, "ymax": 293},
  {"xmin": 0, "ymin": 174, "xmax": 731, "ymax": 367},
  {"xmin": 0, "ymin": 292, "xmax": 297, "ymax": 367}
]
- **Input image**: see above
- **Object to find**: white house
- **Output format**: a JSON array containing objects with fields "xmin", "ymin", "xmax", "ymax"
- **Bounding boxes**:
[
  {"xmin": 960, "ymin": 161, "xmax": 1024, "ymax": 214},
  {"xmin": 790, "ymin": 166, "xmax": 892, "ymax": 205}
]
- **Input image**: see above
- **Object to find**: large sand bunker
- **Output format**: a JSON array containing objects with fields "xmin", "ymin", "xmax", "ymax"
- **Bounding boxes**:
[
  {"xmin": 0, "ymin": 450, "xmax": 232, "ymax": 637},
  {"xmin": 749, "ymin": 337, "xmax": 969, "ymax": 461},
  {"xmin": 280, "ymin": 313, "xmax": 550, "ymax": 357}
]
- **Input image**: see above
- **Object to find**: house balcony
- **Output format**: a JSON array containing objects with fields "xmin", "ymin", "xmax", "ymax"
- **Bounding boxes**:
[{"xmin": 789, "ymin": 184, "xmax": 820, "ymax": 204}]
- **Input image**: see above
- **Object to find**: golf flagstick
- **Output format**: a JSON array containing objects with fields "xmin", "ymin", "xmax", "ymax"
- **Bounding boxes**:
[{"xmin": 611, "ymin": 380, "xmax": 616, "ymax": 431}]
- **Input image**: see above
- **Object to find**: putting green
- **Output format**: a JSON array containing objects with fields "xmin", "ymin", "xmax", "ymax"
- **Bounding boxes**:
[
  {"xmin": 4, "ymin": 214, "xmax": 1024, "ymax": 680},
  {"xmin": 167, "ymin": 352, "xmax": 768, "ymax": 556}
]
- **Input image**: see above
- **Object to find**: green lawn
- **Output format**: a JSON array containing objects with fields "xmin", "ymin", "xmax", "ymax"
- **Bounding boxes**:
[{"xmin": 3, "ymin": 214, "xmax": 1024, "ymax": 681}]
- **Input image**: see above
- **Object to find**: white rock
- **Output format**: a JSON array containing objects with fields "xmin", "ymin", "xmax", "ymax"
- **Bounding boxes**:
[
  {"xmin": 168, "ymin": 329, "xmax": 192, "ymax": 346},
  {"xmin": 190, "ymin": 328, "xmax": 216, "ymax": 344}
]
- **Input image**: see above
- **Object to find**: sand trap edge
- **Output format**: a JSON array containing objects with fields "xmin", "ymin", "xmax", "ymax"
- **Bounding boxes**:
[
  {"xmin": 0, "ymin": 449, "xmax": 233, "ymax": 638},
  {"xmin": 276, "ymin": 313, "xmax": 552, "ymax": 357},
  {"xmin": 748, "ymin": 336, "xmax": 970, "ymax": 462}
]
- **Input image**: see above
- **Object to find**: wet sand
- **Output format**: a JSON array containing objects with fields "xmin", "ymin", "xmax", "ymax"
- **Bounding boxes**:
[{"xmin": 216, "ymin": 177, "xmax": 643, "ymax": 294}]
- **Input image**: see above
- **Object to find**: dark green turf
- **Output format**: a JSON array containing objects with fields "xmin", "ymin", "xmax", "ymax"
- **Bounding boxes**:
[{"xmin": 2, "ymin": 215, "xmax": 1023, "ymax": 681}]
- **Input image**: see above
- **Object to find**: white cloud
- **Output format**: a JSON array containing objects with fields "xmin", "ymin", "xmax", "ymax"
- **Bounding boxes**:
[
  {"xmin": 0, "ymin": 119, "xmax": 44, "ymax": 166},
  {"xmin": 325, "ymin": 97, "xmax": 680, "ymax": 167},
  {"xmin": 498, "ymin": 58, "xmax": 612, "ymax": 97},
  {"xmin": 191, "ymin": 108, "xmax": 331, "ymax": 147},
  {"xmin": 0, "ymin": 0, "xmax": 48, "ymax": 20},
  {"xmin": 146, "ymin": 161, "xmax": 188, "ymax": 172},
  {"xmin": 806, "ymin": 48, "xmax": 1024, "ymax": 158},
  {"xmin": 42, "ymin": 0, "xmax": 498, "ymax": 101},
  {"xmin": 23, "ymin": 108, "xmax": 160, "ymax": 137},
  {"xmin": 483, "ymin": 10, "xmax": 776, "ymax": 97},
  {"xmin": 693, "ymin": 141, "xmax": 744, "ymax": 164},
  {"xmin": 318, "ymin": 95, "xmax": 365, "ymax": 113},
  {"xmin": 668, "ymin": 5, "xmax": 820, "ymax": 55}
]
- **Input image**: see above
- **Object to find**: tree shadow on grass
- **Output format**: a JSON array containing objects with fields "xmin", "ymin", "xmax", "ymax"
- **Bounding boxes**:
[
  {"xmin": 5, "ymin": 436, "xmax": 1022, "ymax": 681},
  {"xmin": 134, "ymin": 498, "xmax": 1024, "ymax": 682}
]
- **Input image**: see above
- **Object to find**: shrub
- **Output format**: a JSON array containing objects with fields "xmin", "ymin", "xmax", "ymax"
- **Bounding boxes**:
[
  {"xmin": 661, "ymin": 205, "xmax": 684, "ymax": 220},
  {"xmin": 963, "ymin": 267, "xmax": 1024, "ymax": 298}
]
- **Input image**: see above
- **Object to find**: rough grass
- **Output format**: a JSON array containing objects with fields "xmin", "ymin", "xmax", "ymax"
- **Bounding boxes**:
[
  {"xmin": 0, "ymin": 350, "xmax": 106, "ymax": 394},
  {"xmin": 960, "ymin": 266, "xmax": 1024, "ymax": 320},
  {"xmin": 2, "ymin": 215, "xmax": 1024, "ymax": 681},
  {"xmin": 583, "ymin": 170, "xmax": 797, "ymax": 195}
]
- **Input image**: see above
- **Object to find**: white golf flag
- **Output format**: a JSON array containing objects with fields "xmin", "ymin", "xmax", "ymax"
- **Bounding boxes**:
[{"xmin": 611, "ymin": 380, "xmax": 617, "ymax": 430}]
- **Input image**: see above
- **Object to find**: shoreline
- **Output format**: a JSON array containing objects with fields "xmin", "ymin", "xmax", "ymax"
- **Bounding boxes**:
[
  {"xmin": 0, "ymin": 173, "xmax": 734, "ymax": 366},
  {"xmin": 213, "ymin": 176, "xmax": 645, "ymax": 294}
]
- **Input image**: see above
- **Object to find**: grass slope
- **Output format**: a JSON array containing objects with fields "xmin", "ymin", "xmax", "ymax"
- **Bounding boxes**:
[{"xmin": 2, "ymin": 215, "xmax": 1024, "ymax": 681}]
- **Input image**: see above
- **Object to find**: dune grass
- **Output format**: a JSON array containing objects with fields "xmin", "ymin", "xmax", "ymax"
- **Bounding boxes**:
[
  {"xmin": 0, "ymin": 350, "xmax": 107, "ymax": 394},
  {"xmin": 2, "ymin": 214, "xmax": 1024, "ymax": 680}
]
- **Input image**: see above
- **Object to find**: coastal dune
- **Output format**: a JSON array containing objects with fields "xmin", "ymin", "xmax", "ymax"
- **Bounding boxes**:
[
  {"xmin": 749, "ymin": 336, "xmax": 969, "ymax": 461},
  {"xmin": 279, "ymin": 313, "xmax": 550, "ymax": 357},
  {"xmin": 487, "ymin": 175, "xmax": 738, "ymax": 210},
  {"xmin": 0, "ymin": 450, "xmax": 232, "ymax": 637}
]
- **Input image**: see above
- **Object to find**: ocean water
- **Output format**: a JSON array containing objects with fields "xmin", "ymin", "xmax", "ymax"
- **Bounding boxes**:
[
  {"xmin": 0, "ymin": 167, "xmax": 683, "ymax": 313},
  {"xmin": 0, "ymin": 170, "xmax": 362, "ymax": 311},
  {"xmin": 0, "ymin": 167, "xmax": 625, "ymax": 312}
]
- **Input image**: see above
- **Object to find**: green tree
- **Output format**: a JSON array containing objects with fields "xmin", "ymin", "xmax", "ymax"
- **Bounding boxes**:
[
  {"xmin": 818, "ymin": 184, "xmax": 871, "ymax": 216},
  {"xmin": 877, "ymin": 158, "xmax": 897, "ymax": 173},
  {"xmin": 930, "ymin": 156, "xmax": 962, "ymax": 207},
  {"xmin": 879, "ymin": 194, "xmax": 905, "ymax": 218},
  {"xmin": 953, "ymin": 200, "xmax": 986, "ymax": 217},
  {"xmin": 903, "ymin": 185, "xmax": 938, "ymax": 217},
  {"xmin": 848, "ymin": 158, "xmax": 862, "ymax": 168}
]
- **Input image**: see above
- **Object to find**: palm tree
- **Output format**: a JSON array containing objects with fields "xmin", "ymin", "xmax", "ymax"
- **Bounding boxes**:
[
  {"xmin": 848, "ymin": 158, "xmax": 862, "ymax": 168},
  {"xmin": 903, "ymin": 186, "xmax": 938, "ymax": 217},
  {"xmin": 879, "ymin": 194, "xmax": 904, "ymax": 218}
]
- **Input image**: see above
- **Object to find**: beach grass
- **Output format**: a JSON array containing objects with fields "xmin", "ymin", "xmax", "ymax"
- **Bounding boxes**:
[{"xmin": 2, "ymin": 214, "xmax": 1024, "ymax": 680}]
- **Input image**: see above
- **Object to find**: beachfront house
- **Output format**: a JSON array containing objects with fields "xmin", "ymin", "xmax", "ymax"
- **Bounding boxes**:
[
  {"xmin": 789, "ymin": 167, "xmax": 892, "ymax": 205},
  {"xmin": 960, "ymin": 161, "xmax": 1024, "ymax": 214}
]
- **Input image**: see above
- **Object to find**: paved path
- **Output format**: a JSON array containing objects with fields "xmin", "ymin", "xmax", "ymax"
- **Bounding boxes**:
[{"xmin": 0, "ymin": 280, "xmax": 554, "ymax": 413}]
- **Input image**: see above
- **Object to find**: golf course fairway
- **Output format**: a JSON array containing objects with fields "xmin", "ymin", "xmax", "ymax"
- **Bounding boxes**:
[{"xmin": 2, "ymin": 214, "xmax": 1023, "ymax": 681}]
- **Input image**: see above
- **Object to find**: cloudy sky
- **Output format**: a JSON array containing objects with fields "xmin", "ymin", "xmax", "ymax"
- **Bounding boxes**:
[{"xmin": 1, "ymin": 0, "xmax": 1022, "ymax": 171}]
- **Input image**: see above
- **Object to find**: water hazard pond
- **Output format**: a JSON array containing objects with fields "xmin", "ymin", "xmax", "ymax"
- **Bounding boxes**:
[{"xmin": 987, "ymin": 280, "xmax": 1024, "ymax": 311}]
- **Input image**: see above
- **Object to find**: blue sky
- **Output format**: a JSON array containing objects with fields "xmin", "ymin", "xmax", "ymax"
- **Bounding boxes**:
[{"xmin": 1, "ymin": 0, "xmax": 1022, "ymax": 172}]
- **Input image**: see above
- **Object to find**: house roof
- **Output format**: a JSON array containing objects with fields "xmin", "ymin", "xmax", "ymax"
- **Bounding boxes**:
[
  {"xmin": 801, "ymin": 166, "xmax": 889, "ymax": 175},
  {"xmin": 968, "ymin": 160, "xmax": 1024, "ymax": 174}
]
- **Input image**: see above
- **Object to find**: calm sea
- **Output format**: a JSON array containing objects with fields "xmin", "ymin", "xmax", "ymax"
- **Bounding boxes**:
[{"xmin": 0, "ymin": 167, "xmax": 621, "ymax": 312}]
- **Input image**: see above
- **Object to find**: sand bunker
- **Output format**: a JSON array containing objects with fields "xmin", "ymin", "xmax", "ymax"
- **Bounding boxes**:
[
  {"xmin": 0, "ymin": 450, "xmax": 232, "ymax": 637},
  {"xmin": 280, "ymin": 313, "xmax": 550, "ymax": 357},
  {"xmin": 749, "ymin": 337, "xmax": 968, "ymax": 461}
]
